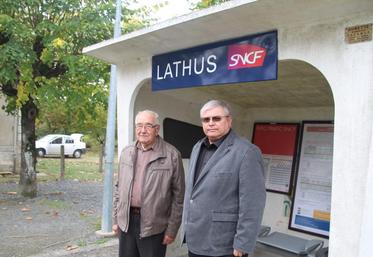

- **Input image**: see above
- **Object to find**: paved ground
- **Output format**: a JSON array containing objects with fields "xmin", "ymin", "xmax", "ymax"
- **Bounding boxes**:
[
  {"xmin": 0, "ymin": 180, "xmax": 105, "ymax": 257},
  {"xmin": 0, "ymin": 179, "xmax": 297, "ymax": 257},
  {"xmin": 0, "ymin": 179, "xmax": 188, "ymax": 257}
]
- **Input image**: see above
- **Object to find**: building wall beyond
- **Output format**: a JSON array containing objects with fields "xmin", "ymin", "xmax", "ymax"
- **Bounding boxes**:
[{"xmin": 0, "ymin": 96, "xmax": 21, "ymax": 173}]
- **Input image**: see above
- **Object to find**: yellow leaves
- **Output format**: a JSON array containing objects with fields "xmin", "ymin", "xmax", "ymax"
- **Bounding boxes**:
[
  {"xmin": 16, "ymin": 81, "xmax": 29, "ymax": 107},
  {"xmin": 52, "ymin": 38, "xmax": 66, "ymax": 48},
  {"xmin": 41, "ymin": 38, "xmax": 68, "ymax": 63},
  {"xmin": 16, "ymin": 80, "xmax": 37, "ymax": 107}
]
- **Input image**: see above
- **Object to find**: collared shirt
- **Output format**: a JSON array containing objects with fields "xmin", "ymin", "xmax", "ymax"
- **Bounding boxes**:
[
  {"xmin": 193, "ymin": 130, "xmax": 231, "ymax": 185},
  {"xmin": 130, "ymin": 138, "xmax": 158, "ymax": 207}
]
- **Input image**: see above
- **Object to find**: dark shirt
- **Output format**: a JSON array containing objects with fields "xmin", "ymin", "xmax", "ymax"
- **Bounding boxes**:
[{"xmin": 193, "ymin": 131, "xmax": 230, "ymax": 185}]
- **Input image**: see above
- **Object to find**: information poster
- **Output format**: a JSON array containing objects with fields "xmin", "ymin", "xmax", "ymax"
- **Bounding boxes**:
[
  {"xmin": 252, "ymin": 123, "xmax": 299, "ymax": 194},
  {"xmin": 289, "ymin": 121, "xmax": 334, "ymax": 238}
]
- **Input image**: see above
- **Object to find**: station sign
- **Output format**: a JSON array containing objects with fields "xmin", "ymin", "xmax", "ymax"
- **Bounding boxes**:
[{"xmin": 152, "ymin": 30, "xmax": 277, "ymax": 91}]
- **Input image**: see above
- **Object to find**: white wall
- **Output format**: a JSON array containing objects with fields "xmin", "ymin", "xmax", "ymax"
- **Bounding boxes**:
[
  {"xmin": 278, "ymin": 13, "xmax": 373, "ymax": 257},
  {"xmin": 116, "ymin": 11, "xmax": 373, "ymax": 257},
  {"xmin": 0, "ymin": 96, "xmax": 20, "ymax": 173}
]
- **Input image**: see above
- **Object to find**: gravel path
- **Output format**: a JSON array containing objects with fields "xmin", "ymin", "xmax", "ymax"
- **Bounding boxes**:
[
  {"xmin": 0, "ymin": 180, "xmax": 105, "ymax": 257},
  {"xmin": 0, "ymin": 180, "xmax": 188, "ymax": 257},
  {"xmin": 0, "ymin": 180, "xmax": 277, "ymax": 257}
]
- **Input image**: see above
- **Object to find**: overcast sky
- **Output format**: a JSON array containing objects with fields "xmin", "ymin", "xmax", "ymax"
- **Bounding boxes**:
[{"xmin": 130, "ymin": 0, "xmax": 199, "ymax": 22}]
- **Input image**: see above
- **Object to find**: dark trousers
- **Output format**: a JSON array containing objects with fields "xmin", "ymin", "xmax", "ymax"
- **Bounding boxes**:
[
  {"xmin": 119, "ymin": 213, "xmax": 166, "ymax": 257},
  {"xmin": 188, "ymin": 250, "xmax": 248, "ymax": 257}
]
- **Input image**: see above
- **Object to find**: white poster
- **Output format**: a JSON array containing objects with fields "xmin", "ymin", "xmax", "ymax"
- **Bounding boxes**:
[
  {"xmin": 290, "ymin": 122, "xmax": 333, "ymax": 237},
  {"xmin": 263, "ymin": 154, "xmax": 293, "ymax": 193}
]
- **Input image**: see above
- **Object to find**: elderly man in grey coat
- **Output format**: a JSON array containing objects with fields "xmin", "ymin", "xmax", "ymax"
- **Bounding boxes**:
[{"xmin": 182, "ymin": 100, "xmax": 266, "ymax": 257}]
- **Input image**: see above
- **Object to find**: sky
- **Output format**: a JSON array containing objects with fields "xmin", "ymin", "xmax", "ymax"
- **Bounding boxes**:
[{"xmin": 129, "ymin": 0, "xmax": 199, "ymax": 22}]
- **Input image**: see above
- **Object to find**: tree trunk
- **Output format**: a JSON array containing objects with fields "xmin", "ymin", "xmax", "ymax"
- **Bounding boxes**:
[
  {"xmin": 99, "ymin": 143, "xmax": 105, "ymax": 173},
  {"xmin": 19, "ymin": 99, "xmax": 38, "ymax": 197}
]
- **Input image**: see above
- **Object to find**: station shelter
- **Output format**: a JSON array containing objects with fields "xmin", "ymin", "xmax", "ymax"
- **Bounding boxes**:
[{"xmin": 83, "ymin": 1, "xmax": 373, "ymax": 256}]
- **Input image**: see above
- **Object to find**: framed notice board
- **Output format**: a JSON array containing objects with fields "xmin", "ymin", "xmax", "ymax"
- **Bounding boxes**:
[
  {"xmin": 252, "ymin": 123, "xmax": 300, "ymax": 194},
  {"xmin": 289, "ymin": 121, "xmax": 334, "ymax": 238}
]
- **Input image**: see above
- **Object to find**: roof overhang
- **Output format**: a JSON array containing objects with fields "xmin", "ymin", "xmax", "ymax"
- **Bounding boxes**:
[{"xmin": 83, "ymin": 0, "xmax": 373, "ymax": 64}]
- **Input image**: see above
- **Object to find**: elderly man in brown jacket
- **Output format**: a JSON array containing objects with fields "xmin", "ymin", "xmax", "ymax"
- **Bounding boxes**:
[{"xmin": 112, "ymin": 110, "xmax": 185, "ymax": 257}]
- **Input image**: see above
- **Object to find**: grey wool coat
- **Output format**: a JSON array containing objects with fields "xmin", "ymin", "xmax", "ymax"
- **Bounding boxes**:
[{"xmin": 182, "ymin": 130, "xmax": 266, "ymax": 256}]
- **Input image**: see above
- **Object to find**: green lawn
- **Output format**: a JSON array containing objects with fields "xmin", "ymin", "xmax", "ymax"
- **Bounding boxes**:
[
  {"xmin": 36, "ymin": 150, "xmax": 118, "ymax": 182},
  {"xmin": 0, "ymin": 150, "xmax": 118, "ymax": 183}
]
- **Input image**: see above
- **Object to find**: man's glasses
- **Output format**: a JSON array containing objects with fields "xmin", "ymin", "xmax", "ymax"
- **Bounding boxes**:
[
  {"xmin": 135, "ymin": 123, "xmax": 158, "ymax": 129},
  {"xmin": 201, "ymin": 116, "xmax": 228, "ymax": 123}
]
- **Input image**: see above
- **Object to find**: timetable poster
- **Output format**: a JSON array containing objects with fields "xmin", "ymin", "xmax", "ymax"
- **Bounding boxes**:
[
  {"xmin": 252, "ymin": 123, "xmax": 300, "ymax": 194},
  {"xmin": 289, "ymin": 121, "xmax": 334, "ymax": 238}
]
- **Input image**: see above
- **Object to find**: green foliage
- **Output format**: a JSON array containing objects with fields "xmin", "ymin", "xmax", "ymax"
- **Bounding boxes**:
[
  {"xmin": 0, "ymin": 0, "xmax": 115, "ymax": 112},
  {"xmin": 0, "ymin": 0, "xmax": 151, "ymax": 147},
  {"xmin": 190, "ymin": 0, "xmax": 230, "ymax": 10}
]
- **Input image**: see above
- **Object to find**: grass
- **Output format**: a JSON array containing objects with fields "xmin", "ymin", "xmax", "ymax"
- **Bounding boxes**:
[
  {"xmin": 37, "ymin": 198, "xmax": 70, "ymax": 209},
  {"xmin": 36, "ymin": 149, "xmax": 118, "ymax": 182},
  {"xmin": 79, "ymin": 212, "xmax": 102, "ymax": 231},
  {"xmin": 0, "ymin": 149, "xmax": 118, "ymax": 183},
  {"xmin": 77, "ymin": 239, "xmax": 88, "ymax": 247},
  {"xmin": 95, "ymin": 238, "xmax": 110, "ymax": 245}
]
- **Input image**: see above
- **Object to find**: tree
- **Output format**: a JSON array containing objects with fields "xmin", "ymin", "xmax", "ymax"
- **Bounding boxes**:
[
  {"xmin": 190, "ymin": 0, "xmax": 230, "ymax": 10},
  {"xmin": 36, "ymin": 80, "xmax": 109, "ymax": 173},
  {"xmin": 0, "ymin": 0, "xmax": 149, "ymax": 197}
]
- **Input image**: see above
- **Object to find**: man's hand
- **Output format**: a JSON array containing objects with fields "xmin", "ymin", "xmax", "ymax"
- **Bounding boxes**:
[
  {"xmin": 162, "ymin": 234, "xmax": 175, "ymax": 245},
  {"xmin": 233, "ymin": 249, "xmax": 246, "ymax": 257},
  {"xmin": 112, "ymin": 224, "xmax": 119, "ymax": 235}
]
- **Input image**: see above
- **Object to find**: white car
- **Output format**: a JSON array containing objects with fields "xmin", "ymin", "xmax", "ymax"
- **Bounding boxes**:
[{"xmin": 36, "ymin": 133, "xmax": 86, "ymax": 158}]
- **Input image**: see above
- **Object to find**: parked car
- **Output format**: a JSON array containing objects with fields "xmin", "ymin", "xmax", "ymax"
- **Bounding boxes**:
[{"xmin": 36, "ymin": 133, "xmax": 86, "ymax": 158}]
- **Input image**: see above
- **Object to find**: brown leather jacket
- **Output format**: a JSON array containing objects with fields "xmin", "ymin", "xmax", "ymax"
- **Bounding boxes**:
[{"xmin": 113, "ymin": 136, "xmax": 185, "ymax": 238}]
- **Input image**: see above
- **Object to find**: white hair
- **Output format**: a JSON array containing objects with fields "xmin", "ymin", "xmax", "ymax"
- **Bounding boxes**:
[
  {"xmin": 200, "ymin": 100, "xmax": 232, "ymax": 117},
  {"xmin": 135, "ymin": 110, "xmax": 160, "ymax": 125}
]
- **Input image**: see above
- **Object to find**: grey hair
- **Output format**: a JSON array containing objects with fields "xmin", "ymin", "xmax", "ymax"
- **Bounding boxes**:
[
  {"xmin": 135, "ymin": 110, "xmax": 160, "ymax": 125},
  {"xmin": 200, "ymin": 100, "xmax": 232, "ymax": 117}
]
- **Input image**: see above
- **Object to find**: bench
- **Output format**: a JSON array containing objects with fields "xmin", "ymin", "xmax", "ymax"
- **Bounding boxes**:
[{"xmin": 257, "ymin": 231, "xmax": 324, "ymax": 256}]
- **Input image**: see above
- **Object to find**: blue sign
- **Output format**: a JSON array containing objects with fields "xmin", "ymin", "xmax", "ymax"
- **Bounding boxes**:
[{"xmin": 152, "ymin": 30, "xmax": 277, "ymax": 91}]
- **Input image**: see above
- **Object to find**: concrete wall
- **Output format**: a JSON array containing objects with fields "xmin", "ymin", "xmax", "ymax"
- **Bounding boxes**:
[
  {"xmin": 278, "ymin": 13, "xmax": 373, "ymax": 257},
  {"xmin": 115, "ymin": 11, "xmax": 373, "ymax": 257},
  {"xmin": 0, "ymin": 95, "xmax": 21, "ymax": 173}
]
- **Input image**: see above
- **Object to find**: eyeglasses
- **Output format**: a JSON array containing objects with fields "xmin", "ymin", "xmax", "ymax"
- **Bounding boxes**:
[
  {"xmin": 135, "ymin": 123, "xmax": 158, "ymax": 129},
  {"xmin": 201, "ymin": 116, "xmax": 229, "ymax": 123}
]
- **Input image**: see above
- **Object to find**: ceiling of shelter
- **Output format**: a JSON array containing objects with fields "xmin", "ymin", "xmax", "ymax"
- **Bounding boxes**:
[{"xmin": 157, "ymin": 60, "xmax": 334, "ymax": 109}]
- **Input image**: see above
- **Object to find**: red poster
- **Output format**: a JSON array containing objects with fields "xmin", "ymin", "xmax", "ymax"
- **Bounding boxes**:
[
  {"xmin": 252, "ymin": 123, "xmax": 300, "ymax": 194},
  {"xmin": 253, "ymin": 124, "xmax": 298, "ymax": 156}
]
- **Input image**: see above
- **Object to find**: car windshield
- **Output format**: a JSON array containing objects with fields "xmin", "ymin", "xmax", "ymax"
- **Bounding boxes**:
[{"xmin": 38, "ymin": 135, "xmax": 59, "ymax": 142}]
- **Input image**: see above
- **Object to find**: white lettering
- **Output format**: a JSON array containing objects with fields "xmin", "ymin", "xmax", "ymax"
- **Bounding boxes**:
[
  {"xmin": 156, "ymin": 54, "xmax": 218, "ymax": 79},
  {"xmin": 252, "ymin": 50, "xmax": 264, "ymax": 63},
  {"xmin": 182, "ymin": 59, "xmax": 192, "ymax": 76},
  {"xmin": 164, "ymin": 63, "xmax": 173, "ymax": 79},
  {"xmin": 193, "ymin": 57, "xmax": 204, "ymax": 75},
  {"xmin": 173, "ymin": 61, "xmax": 181, "ymax": 77},
  {"xmin": 229, "ymin": 50, "xmax": 265, "ymax": 67},
  {"xmin": 206, "ymin": 55, "xmax": 217, "ymax": 73},
  {"xmin": 229, "ymin": 54, "xmax": 240, "ymax": 67},
  {"xmin": 156, "ymin": 65, "xmax": 163, "ymax": 80}
]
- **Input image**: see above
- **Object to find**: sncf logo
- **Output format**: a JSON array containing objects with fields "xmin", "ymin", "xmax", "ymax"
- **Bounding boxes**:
[{"xmin": 227, "ymin": 44, "xmax": 267, "ymax": 70}]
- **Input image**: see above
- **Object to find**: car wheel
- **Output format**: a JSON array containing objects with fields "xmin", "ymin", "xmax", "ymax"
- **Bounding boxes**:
[
  {"xmin": 37, "ymin": 148, "xmax": 46, "ymax": 157},
  {"xmin": 73, "ymin": 150, "xmax": 82, "ymax": 158}
]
